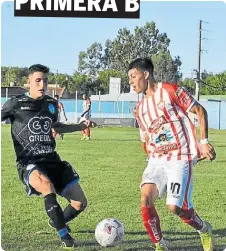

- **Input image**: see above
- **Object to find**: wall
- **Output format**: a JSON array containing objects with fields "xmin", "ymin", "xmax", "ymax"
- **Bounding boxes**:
[{"xmin": 1, "ymin": 97, "xmax": 226, "ymax": 129}]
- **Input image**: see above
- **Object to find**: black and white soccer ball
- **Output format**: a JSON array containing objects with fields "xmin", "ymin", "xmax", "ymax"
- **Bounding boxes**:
[{"xmin": 95, "ymin": 218, "xmax": 125, "ymax": 247}]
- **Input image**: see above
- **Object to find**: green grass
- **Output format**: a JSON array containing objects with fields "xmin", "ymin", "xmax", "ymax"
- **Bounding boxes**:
[
  {"xmin": 200, "ymin": 95, "xmax": 226, "ymax": 100},
  {"xmin": 1, "ymin": 125, "xmax": 226, "ymax": 251}
]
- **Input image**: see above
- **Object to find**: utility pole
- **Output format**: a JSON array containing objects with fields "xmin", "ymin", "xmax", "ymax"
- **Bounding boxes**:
[
  {"xmin": 195, "ymin": 20, "xmax": 202, "ymax": 101},
  {"xmin": 55, "ymin": 69, "xmax": 58, "ymax": 96}
]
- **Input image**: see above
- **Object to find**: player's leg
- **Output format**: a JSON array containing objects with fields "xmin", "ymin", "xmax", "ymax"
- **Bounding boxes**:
[
  {"xmin": 84, "ymin": 127, "xmax": 90, "ymax": 140},
  {"xmin": 79, "ymin": 116, "xmax": 87, "ymax": 140},
  {"xmin": 52, "ymin": 161, "xmax": 87, "ymax": 227},
  {"xmin": 166, "ymin": 160, "xmax": 214, "ymax": 251},
  {"xmin": 84, "ymin": 113, "xmax": 91, "ymax": 140},
  {"xmin": 62, "ymin": 182, "xmax": 88, "ymax": 223},
  {"xmin": 28, "ymin": 168, "xmax": 74, "ymax": 248},
  {"xmin": 140, "ymin": 161, "xmax": 168, "ymax": 250}
]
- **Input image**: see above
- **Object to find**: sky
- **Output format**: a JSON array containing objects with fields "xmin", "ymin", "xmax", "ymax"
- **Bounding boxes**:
[{"xmin": 1, "ymin": 0, "xmax": 226, "ymax": 77}]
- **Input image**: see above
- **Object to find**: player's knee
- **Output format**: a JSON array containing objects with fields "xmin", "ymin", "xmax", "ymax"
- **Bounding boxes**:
[
  {"xmin": 141, "ymin": 194, "xmax": 155, "ymax": 207},
  {"xmin": 71, "ymin": 197, "xmax": 87, "ymax": 211},
  {"xmin": 167, "ymin": 204, "xmax": 182, "ymax": 215}
]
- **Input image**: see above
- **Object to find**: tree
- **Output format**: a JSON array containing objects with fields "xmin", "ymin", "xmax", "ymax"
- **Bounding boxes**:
[
  {"xmin": 200, "ymin": 71, "xmax": 226, "ymax": 95},
  {"xmin": 78, "ymin": 21, "xmax": 182, "ymax": 92},
  {"xmin": 1, "ymin": 67, "xmax": 21, "ymax": 86},
  {"xmin": 152, "ymin": 51, "xmax": 182, "ymax": 83},
  {"xmin": 78, "ymin": 42, "xmax": 103, "ymax": 77},
  {"xmin": 179, "ymin": 78, "xmax": 196, "ymax": 95}
]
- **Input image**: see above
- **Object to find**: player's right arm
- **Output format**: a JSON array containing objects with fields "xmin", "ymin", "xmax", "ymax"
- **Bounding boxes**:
[
  {"xmin": 52, "ymin": 120, "xmax": 97, "ymax": 134},
  {"xmin": 1, "ymin": 98, "xmax": 15, "ymax": 121},
  {"xmin": 135, "ymin": 101, "xmax": 149, "ymax": 157}
]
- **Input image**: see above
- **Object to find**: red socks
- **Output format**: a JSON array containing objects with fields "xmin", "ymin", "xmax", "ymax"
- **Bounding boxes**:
[
  {"xmin": 141, "ymin": 206, "xmax": 162, "ymax": 243},
  {"xmin": 179, "ymin": 208, "xmax": 203, "ymax": 230}
]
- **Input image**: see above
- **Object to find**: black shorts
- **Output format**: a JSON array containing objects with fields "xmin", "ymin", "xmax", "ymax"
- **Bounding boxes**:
[{"xmin": 17, "ymin": 157, "xmax": 80, "ymax": 196}]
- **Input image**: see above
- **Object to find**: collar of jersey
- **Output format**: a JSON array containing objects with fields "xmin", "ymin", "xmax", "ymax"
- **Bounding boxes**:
[{"xmin": 25, "ymin": 92, "xmax": 44, "ymax": 100}]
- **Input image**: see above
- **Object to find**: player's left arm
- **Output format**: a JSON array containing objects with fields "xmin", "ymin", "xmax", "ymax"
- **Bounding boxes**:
[
  {"xmin": 172, "ymin": 85, "xmax": 216, "ymax": 161},
  {"xmin": 189, "ymin": 103, "xmax": 216, "ymax": 161},
  {"xmin": 52, "ymin": 120, "xmax": 97, "ymax": 134}
]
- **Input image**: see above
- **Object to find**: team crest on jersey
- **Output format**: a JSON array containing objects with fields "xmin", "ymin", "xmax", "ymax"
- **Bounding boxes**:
[
  {"xmin": 48, "ymin": 104, "xmax": 56, "ymax": 114},
  {"xmin": 157, "ymin": 101, "xmax": 165, "ymax": 110}
]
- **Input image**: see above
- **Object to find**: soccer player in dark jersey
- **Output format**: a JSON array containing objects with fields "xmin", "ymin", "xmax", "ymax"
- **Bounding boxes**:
[{"xmin": 1, "ymin": 64, "xmax": 96, "ymax": 249}]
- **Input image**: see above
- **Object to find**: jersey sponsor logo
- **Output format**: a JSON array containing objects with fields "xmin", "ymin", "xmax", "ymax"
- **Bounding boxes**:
[
  {"xmin": 148, "ymin": 218, "xmax": 161, "ymax": 241},
  {"xmin": 148, "ymin": 115, "xmax": 167, "ymax": 133},
  {"xmin": 157, "ymin": 101, "xmax": 165, "ymax": 110},
  {"xmin": 48, "ymin": 103, "xmax": 56, "ymax": 114},
  {"xmin": 21, "ymin": 106, "xmax": 31, "ymax": 110},
  {"xmin": 155, "ymin": 129, "xmax": 174, "ymax": 144},
  {"xmin": 155, "ymin": 143, "xmax": 178, "ymax": 153},
  {"xmin": 28, "ymin": 116, "xmax": 52, "ymax": 142}
]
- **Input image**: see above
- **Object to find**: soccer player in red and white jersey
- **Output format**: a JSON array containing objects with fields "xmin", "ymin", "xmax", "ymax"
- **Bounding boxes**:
[
  {"xmin": 52, "ymin": 95, "xmax": 68, "ymax": 139},
  {"xmin": 80, "ymin": 94, "xmax": 91, "ymax": 140},
  {"xmin": 128, "ymin": 58, "xmax": 216, "ymax": 251}
]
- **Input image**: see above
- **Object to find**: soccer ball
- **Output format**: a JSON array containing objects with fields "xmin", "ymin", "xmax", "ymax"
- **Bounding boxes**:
[{"xmin": 95, "ymin": 218, "xmax": 125, "ymax": 247}]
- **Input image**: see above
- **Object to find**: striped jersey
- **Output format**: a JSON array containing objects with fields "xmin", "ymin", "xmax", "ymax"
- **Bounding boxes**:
[
  {"xmin": 83, "ymin": 98, "xmax": 91, "ymax": 115},
  {"xmin": 136, "ymin": 83, "xmax": 201, "ymax": 161}
]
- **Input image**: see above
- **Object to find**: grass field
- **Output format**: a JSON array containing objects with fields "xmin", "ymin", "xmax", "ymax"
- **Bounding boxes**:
[{"xmin": 1, "ymin": 125, "xmax": 226, "ymax": 251}]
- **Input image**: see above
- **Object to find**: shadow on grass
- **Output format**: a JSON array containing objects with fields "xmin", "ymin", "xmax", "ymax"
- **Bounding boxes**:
[{"xmin": 78, "ymin": 228, "xmax": 226, "ymax": 238}]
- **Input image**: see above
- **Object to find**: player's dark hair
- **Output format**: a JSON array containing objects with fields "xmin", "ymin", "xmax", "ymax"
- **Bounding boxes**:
[
  {"xmin": 55, "ymin": 94, "xmax": 59, "ymax": 99},
  {"xmin": 128, "ymin": 58, "xmax": 154, "ymax": 79},
  {"xmin": 28, "ymin": 64, "xmax": 50, "ymax": 75}
]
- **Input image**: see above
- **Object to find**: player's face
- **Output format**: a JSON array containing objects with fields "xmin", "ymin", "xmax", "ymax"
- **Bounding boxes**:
[
  {"xmin": 28, "ymin": 71, "xmax": 49, "ymax": 99},
  {"xmin": 128, "ymin": 68, "xmax": 148, "ymax": 94}
]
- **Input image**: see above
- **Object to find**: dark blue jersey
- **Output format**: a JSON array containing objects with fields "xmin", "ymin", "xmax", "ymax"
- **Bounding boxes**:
[{"xmin": 1, "ymin": 93, "xmax": 59, "ymax": 163}]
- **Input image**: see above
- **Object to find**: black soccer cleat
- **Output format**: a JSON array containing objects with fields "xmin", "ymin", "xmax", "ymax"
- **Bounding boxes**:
[
  {"xmin": 61, "ymin": 234, "xmax": 75, "ymax": 249},
  {"xmin": 48, "ymin": 219, "xmax": 71, "ymax": 233}
]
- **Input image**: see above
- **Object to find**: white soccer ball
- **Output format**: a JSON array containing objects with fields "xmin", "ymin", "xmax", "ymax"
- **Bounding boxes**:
[{"xmin": 95, "ymin": 218, "xmax": 125, "ymax": 247}]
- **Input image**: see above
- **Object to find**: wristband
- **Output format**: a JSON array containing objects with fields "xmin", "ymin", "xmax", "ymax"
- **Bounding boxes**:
[{"xmin": 200, "ymin": 138, "xmax": 209, "ymax": 144}]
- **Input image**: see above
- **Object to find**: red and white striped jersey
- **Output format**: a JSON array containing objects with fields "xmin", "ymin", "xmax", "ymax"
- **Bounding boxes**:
[{"xmin": 136, "ymin": 83, "xmax": 201, "ymax": 161}]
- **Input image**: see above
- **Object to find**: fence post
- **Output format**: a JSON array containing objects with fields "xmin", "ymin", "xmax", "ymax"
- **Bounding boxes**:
[
  {"xmin": 6, "ymin": 88, "xmax": 8, "ymax": 101},
  {"xmin": 74, "ymin": 90, "xmax": 78, "ymax": 123},
  {"xmin": 219, "ymin": 101, "xmax": 221, "ymax": 130},
  {"xmin": 98, "ymin": 91, "xmax": 101, "ymax": 118}
]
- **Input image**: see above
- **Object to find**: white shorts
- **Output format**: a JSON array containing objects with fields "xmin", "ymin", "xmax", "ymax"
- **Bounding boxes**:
[{"xmin": 140, "ymin": 158, "xmax": 195, "ymax": 210}]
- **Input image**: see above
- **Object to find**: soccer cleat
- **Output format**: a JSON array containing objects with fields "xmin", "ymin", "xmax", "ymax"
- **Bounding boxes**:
[
  {"xmin": 84, "ymin": 136, "xmax": 90, "ymax": 140},
  {"xmin": 48, "ymin": 219, "xmax": 71, "ymax": 233},
  {"xmin": 155, "ymin": 239, "xmax": 169, "ymax": 251},
  {"xmin": 199, "ymin": 221, "xmax": 214, "ymax": 251},
  {"xmin": 61, "ymin": 234, "xmax": 75, "ymax": 249}
]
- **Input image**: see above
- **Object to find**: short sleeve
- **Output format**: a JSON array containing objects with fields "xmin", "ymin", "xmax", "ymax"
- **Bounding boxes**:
[{"xmin": 171, "ymin": 86, "xmax": 195, "ymax": 112}]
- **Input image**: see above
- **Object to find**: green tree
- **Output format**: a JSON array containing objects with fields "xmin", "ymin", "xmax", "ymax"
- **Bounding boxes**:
[
  {"xmin": 179, "ymin": 78, "xmax": 196, "ymax": 95},
  {"xmin": 78, "ymin": 42, "xmax": 103, "ymax": 77},
  {"xmin": 200, "ymin": 71, "xmax": 226, "ymax": 95},
  {"xmin": 78, "ymin": 21, "xmax": 182, "ymax": 91},
  {"xmin": 152, "ymin": 51, "xmax": 182, "ymax": 83}
]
